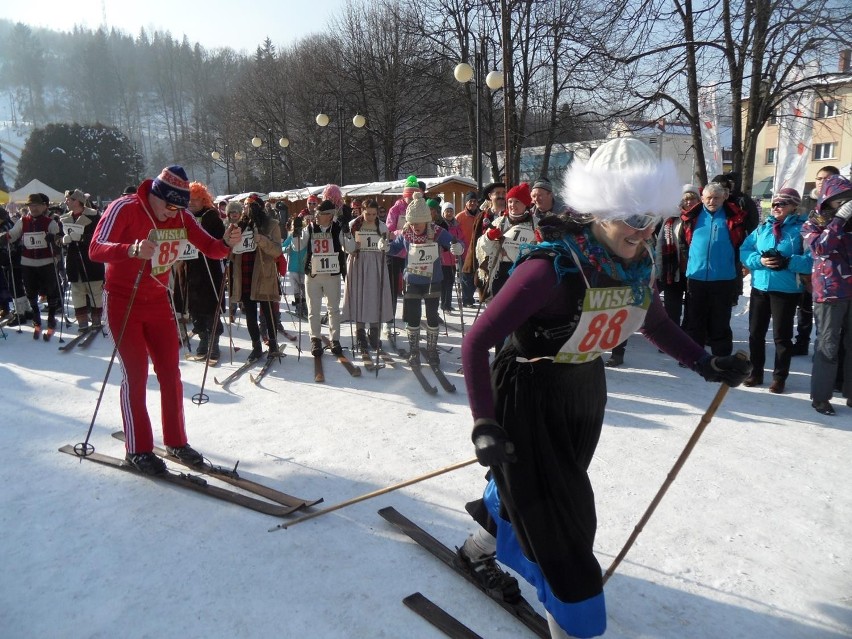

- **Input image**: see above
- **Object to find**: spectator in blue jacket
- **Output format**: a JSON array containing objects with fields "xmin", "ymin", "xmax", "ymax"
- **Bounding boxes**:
[
  {"xmin": 739, "ymin": 188, "xmax": 812, "ymax": 393},
  {"xmin": 681, "ymin": 182, "xmax": 748, "ymax": 356}
]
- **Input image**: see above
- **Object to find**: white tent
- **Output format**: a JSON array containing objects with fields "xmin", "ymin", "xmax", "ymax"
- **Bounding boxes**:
[{"xmin": 9, "ymin": 178, "xmax": 65, "ymax": 204}]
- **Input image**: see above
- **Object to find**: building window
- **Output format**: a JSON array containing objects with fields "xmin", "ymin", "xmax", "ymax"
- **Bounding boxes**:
[
  {"xmin": 768, "ymin": 111, "xmax": 777, "ymax": 125},
  {"xmin": 816, "ymin": 101, "xmax": 839, "ymax": 119},
  {"xmin": 765, "ymin": 148, "xmax": 775, "ymax": 164},
  {"xmin": 812, "ymin": 142, "xmax": 837, "ymax": 161}
]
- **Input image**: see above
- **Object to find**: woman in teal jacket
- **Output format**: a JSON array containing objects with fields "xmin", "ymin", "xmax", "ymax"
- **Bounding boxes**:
[{"xmin": 739, "ymin": 188, "xmax": 812, "ymax": 392}]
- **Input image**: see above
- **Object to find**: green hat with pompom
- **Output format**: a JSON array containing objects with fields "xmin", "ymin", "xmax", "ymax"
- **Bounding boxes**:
[{"xmin": 403, "ymin": 175, "xmax": 420, "ymax": 199}]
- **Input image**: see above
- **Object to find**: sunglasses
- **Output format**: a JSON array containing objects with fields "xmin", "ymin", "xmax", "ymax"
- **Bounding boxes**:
[
  {"xmin": 165, "ymin": 203, "xmax": 182, "ymax": 211},
  {"xmin": 771, "ymin": 202, "xmax": 792, "ymax": 208},
  {"xmin": 623, "ymin": 214, "xmax": 659, "ymax": 230}
]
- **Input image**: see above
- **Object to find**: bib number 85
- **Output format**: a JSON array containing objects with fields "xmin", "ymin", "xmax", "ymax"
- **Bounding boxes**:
[
  {"xmin": 578, "ymin": 309, "xmax": 628, "ymax": 352},
  {"xmin": 157, "ymin": 240, "xmax": 181, "ymax": 267}
]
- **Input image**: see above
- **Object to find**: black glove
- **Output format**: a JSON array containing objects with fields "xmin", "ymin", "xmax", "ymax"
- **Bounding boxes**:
[
  {"xmin": 696, "ymin": 352, "xmax": 752, "ymax": 387},
  {"xmin": 471, "ymin": 418, "xmax": 516, "ymax": 467}
]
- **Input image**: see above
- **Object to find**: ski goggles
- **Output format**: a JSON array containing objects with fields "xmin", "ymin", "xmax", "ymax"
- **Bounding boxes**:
[{"xmin": 622, "ymin": 213, "xmax": 660, "ymax": 230}]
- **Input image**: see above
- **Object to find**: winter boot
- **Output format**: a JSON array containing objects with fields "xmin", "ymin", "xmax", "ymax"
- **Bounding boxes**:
[
  {"xmin": 248, "ymin": 340, "xmax": 264, "ymax": 362},
  {"xmin": 165, "ymin": 443, "xmax": 204, "ymax": 466},
  {"xmin": 406, "ymin": 327, "xmax": 421, "ymax": 365},
  {"xmin": 196, "ymin": 331, "xmax": 210, "ymax": 356},
  {"xmin": 368, "ymin": 325, "xmax": 380, "ymax": 350},
  {"xmin": 208, "ymin": 334, "xmax": 221, "ymax": 361},
  {"xmin": 126, "ymin": 452, "xmax": 167, "ymax": 475},
  {"xmin": 356, "ymin": 328, "xmax": 369, "ymax": 354},
  {"xmin": 310, "ymin": 337, "xmax": 323, "ymax": 357},
  {"xmin": 91, "ymin": 307, "xmax": 103, "ymax": 329},
  {"xmin": 455, "ymin": 547, "xmax": 521, "ymax": 604},
  {"xmin": 330, "ymin": 340, "xmax": 343, "ymax": 356},
  {"xmin": 425, "ymin": 325, "xmax": 440, "ymax": 366},
  {"xmin": 267, "ymin": 338, "xmax": 280, "ymax": 358},
  {"xmin": 74, "ymin": 307, "xmax": 90, "ymax": 333}
]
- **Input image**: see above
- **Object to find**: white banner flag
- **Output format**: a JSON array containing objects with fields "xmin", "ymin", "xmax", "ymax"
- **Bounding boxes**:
[
  {"xmin": 698, "ymin": 86, "xmax": 722, "ymax": 180},
  {"xmin": 774, "ymin": 69, "xmax": 814, "ymax": 194}
]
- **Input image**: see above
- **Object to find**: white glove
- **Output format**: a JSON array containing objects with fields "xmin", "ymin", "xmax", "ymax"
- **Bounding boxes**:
[
  {"xmin": 835, "ymin": 200, "xmax": 852, "ymax": 222},
  {"xmin": 377, "ymin": 237, "xmax": 389, "ymax": 252},
  {"xmin": 449, "ymin": 241, "xmax": 464, "ymax": 256}
]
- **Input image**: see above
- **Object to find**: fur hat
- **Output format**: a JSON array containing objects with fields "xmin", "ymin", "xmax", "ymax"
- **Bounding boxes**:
[
  {"xmin": 506, "ymin": 183, "xmax": 532, "ymax": 208},
  {"xmin": 561, "ymin": 137, "xmax": 680, "ymax": 221},
  {"xmin": 405, "ymin": 192, "xmax": 432, "ymax": 224},
  {"xmin": 225, "ymin": 200, "xmax": 242, "ymax": 216},
  {"xmin": 151, "ymin": 165, "xmax": 190, "ymax": 208},
  {"xmin": 402, "ymin": 175, "xmax": 420, "ymax": 199},
  {"xmin": 25, "ymin": 193, "xmax": 50, "ymax": 206},
  {"xmin": 817, "ymin": 175, "xmax": 852, "ymax": 212},
  {"xmin": 65, "ymin": 189, "xmax": 88, "ymax": 205}
]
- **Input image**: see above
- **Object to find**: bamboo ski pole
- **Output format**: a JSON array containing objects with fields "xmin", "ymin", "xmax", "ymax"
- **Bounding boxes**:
[
  {"xmin": 602, "ymin": 352, "xmax": 746, "ymax": 585},
  {"xmin": 269, "ymin": 457, "xmax": 478, "ymax": 532}
]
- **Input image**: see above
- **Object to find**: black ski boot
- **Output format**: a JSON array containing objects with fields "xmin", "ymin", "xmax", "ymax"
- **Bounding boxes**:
[
  {"xmin": 330, "ymin": 340, "xmax": 344, "ymax": 356},
  {"xmin": 425, "ymin": 325, "xmax": 440, "ymax": 366},
  {"xmin": 248, "ymin": 340, "xmax": 264, "ymax": 362},
  {"xmin": 407, "ymin": 327, "xmax": 420, "ymax": 365},
  {"xmin": 356, "ymin": 328, "xmax": 369, "ymax": 354},
  {"xmin": 208, "ymin": 334, "xmax": 221, "ymax": 361},
  {"xmin": 267, "ymin": 339, "xmax": 280, "ymax": 358},
  {"xmin": 126, "ymin": 451, "xmax": 167, "ymax": 475},
  {"xmin": 368, "ymin": 325, "xmax": 380, "ymax": 350},
  {"xmin": 455, "ymin": 548, "xmax": 522, "ymax": 604},
  {"xmin": 310, "ymin": 337, "xmax": 323, "ymax": 357},
  {"xmin": 165, "ymin": 443, "xmax": 204, "ymax": 466}
]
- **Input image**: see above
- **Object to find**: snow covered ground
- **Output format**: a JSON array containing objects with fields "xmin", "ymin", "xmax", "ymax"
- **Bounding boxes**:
[{"xmin": 1, "ymin": 283, "xmax": 850, "ymax": 639}]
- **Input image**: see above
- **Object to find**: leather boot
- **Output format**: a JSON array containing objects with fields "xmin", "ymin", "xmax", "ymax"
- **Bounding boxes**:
[
  {"xmin": 356, "ymin": 328, "xmax": 369, "ymax": 353},
  {"xmin": 368, "ymin": 325, "xmax": 380, "ymax": 350},
  {"xmin": 74, "ymin": 306, "xmax": 90, "ymax": 333}
]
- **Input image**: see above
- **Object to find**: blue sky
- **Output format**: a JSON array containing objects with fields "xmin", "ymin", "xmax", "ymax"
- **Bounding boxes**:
[{"xmin": 6, "ymin": 0, "xmax": 348, "ymax": 52}]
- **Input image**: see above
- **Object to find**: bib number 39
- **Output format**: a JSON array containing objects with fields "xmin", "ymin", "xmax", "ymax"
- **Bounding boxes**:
[{"xmin": 577, "ymin": 309, "xmax": 628, "ymax": 352}]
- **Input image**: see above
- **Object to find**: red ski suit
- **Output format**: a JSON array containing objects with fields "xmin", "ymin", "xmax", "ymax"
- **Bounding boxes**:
[{"xmin": 89, "ymin": 181, "xmax": 230, "ymax": 454}]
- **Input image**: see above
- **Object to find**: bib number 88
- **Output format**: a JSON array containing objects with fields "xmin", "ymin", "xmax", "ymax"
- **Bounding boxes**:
[{"xmin": 578, "ymin": 309, "xmax": 628, "ymax": 352}]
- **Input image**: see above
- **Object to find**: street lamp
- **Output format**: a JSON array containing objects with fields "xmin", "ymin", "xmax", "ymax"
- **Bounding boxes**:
[
  {"xmin": 316, "ymin": 107, "xmax": 366, "ymax": 186},
  {"xmin": 211, "ymin": 144, "xmax": 232, "ymax": 193},
  {"xmin": 454, "ymin": 52, "xmax": 503, "ymax": 194}
]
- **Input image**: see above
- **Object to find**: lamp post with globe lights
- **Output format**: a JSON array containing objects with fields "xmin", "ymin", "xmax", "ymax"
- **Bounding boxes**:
[
  {"xmin": 251, "ymin": 130, "xmax": 290, "ymax": 193},
  {"xmin": 315, "ymin": 107, "xmax": 366, "ymax": 186},
  {"xmin": 454, "ymin": 53, "xmax": 503, "ymax": 194},
  {"xmin": 210, "ymin": 144, "xmax": 232, "ymax": 194}
]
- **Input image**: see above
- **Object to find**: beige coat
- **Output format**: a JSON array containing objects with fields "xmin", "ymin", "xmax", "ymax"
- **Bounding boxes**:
[{"xmin": 230, "ymin": 219, "xmax": 282, "ymax": 302}]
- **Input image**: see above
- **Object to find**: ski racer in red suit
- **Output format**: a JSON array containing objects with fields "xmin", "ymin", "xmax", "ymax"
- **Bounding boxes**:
[{"xmin": 89, "ymin": 166, "xmax": 241, "ymax": 475}]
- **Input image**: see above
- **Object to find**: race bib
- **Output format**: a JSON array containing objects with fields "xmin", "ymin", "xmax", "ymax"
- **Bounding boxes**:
[
  {"xmin": 407, "ymin": 242, "xmax": 439, "ymax": 278},
  {"xmin": 501, "ymin": 226, "xmax": 535, "ymax": 263},
  {"xmin": 64, "ymin": 223, "xmax": 85, "ymax": 240},
  {"xmin": 311, "ymin": 253, "xmax": 340, "ymax": 274},
  {"xmin": 150, "ymin": 228, "xmax": 188, "ymax": 276},
  {"xmin": 22, "ymin": 232, "xmax": 47, "ymax": 250},
  {"xmin": 311, "ymin": 233, "xmax": 334, "ymax": 256},
  {"xmin": 355, "ymin": 230, "xmax": 381, "ymax": 252},
  {"xmin": 178, "ymin": 242, "xmax": 199, "ymax": 261},
  {"xmin": 554, "ymin": 286, "xmax": 650, "ymax": 364},
  {"xmin": 232, "ymin": 229, "xmax": 256, "ymax": 254}
]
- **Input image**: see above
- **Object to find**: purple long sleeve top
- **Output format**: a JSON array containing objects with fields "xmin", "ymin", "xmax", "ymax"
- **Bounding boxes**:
[{"xmin": 462, "ymin": 256, "xmax": 709, "ymax": 421}]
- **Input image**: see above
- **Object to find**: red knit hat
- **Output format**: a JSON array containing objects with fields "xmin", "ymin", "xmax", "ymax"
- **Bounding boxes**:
[{"xmin": 506, "ymin": 183, "xmax": 532, "ymax": 208}]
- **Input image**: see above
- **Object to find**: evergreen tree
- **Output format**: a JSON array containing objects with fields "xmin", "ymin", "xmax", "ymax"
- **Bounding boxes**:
[{"xmin": 16, "ymin": 123, "xmax": 143, "ymax": 198}]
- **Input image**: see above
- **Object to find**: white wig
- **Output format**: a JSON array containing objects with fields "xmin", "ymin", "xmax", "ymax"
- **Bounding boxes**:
[{"xmin": 561, "ymin": 137, "xmax": 681, "ymax": 221}]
